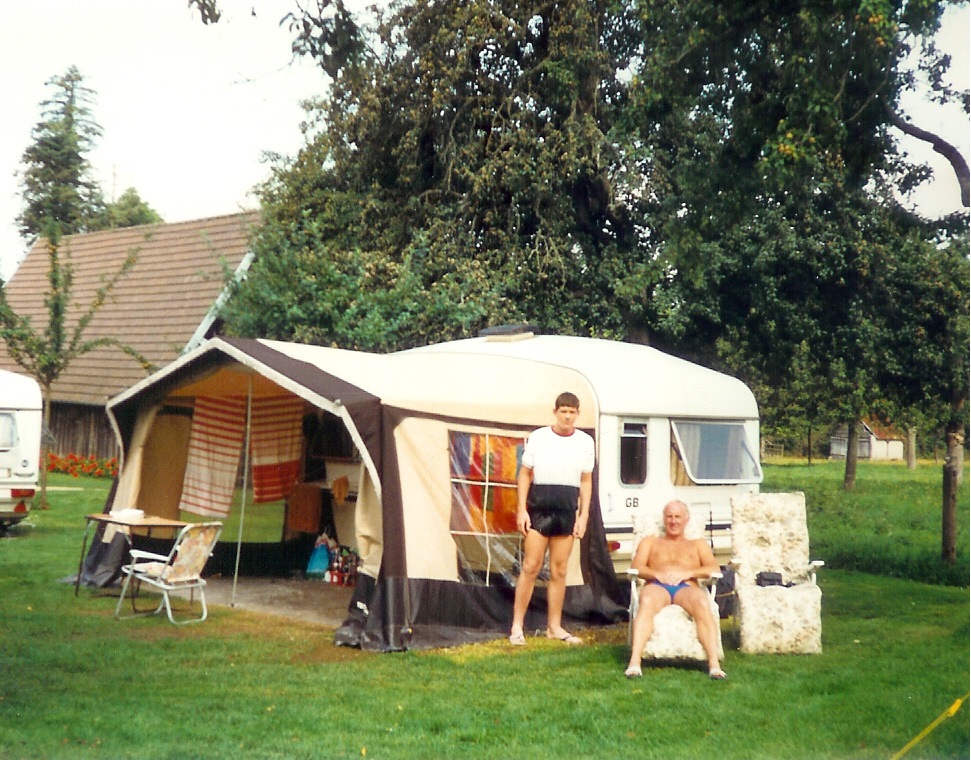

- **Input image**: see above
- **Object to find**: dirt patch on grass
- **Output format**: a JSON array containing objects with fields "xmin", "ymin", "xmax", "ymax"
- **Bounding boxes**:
[{"xmin": 101, "ymin": 574, "xmax": 630, "ymax": 664}]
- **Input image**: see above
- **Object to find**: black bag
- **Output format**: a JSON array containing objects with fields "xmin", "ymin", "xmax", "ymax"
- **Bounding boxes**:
[
  {"xmin": 714, "ymin": 567, "xmax": 736, "ymax": 618},
  {"xmin": 756, "ymin": 571, "xmax": 785, "ymax": 587}
]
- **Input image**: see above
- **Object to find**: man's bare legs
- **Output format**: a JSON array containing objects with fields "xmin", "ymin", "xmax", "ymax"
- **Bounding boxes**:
[
  {"xmin": 626, "ymin": 584, "xmax": 670, "ymax": 676},
  {"xmin": 673, "ymin": 586, "xmax": 724, "ymax": 676},
  {"xmin": 544, "ymin": 534, "xmax": 576, "ymax": 639},
  {"xmin": 626, "ymin": 584, "xmax": 725, "ymax": 678},
  {"xmin": 511, "ymin": 530, "xmax": 549, "ymax": 641},
  {"xmin": 511, "ymin": 532, "xmax": 579, "ymax": 643}
]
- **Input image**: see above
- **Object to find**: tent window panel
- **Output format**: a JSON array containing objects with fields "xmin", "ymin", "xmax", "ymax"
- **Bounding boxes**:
[
  {"xmin": 448, "ymin": 431, "xmax": 526, "ymax": 587},
  {"xmin": 450, "ymin": 481, "xmax": 485, "ymax": 533},
  {"xmin": 670, "ymin": 420, "xmax": 763, "ymax": 485},
  {"xmin": 449, "ymin": 431, "xmax": 521, "ymax": 484},
  {"xmin": 449, "ymin": 482, "xmax": 519, "ymax": 534},
  {"xmin": 0, "ymin": 413, "xmax": 17, "ymax": 449},
  {"xmin": 620, "ymin": 422, "xmax": 647, "ymax": 485}
]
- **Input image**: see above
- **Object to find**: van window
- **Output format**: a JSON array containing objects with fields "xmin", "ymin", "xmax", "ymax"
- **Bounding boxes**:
[
  {"xmin": 620, "ymin": 422, "xmax": 647, "ymax": 485},
  {"xmin": 0, "ymin": 412, "xmax": 17, "ymax": 450},
  {"xmin": 670, "ymin": 420, "xmax": 762, "ymax": 484}
]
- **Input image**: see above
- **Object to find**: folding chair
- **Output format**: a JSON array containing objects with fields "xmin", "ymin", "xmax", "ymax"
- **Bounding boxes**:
[{"xmin": 114, "ymin": 522, "xmax": 222, "ymax": 624}]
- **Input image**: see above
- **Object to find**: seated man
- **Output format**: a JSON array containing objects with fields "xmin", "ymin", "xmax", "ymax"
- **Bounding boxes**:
[{"xmin": 626, "ymin": 500, "xmax": 727, "ymax": 680}]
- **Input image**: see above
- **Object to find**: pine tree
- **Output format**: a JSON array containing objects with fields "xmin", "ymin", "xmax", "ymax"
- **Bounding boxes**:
[{"xmin": 17, "ymin": 66, "xmax": 106, "ymax": 240}]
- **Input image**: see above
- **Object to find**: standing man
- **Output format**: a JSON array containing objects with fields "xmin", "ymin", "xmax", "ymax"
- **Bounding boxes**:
[
  {"xmin": 509, "ymin": 391, "xmax": 595, "ymax": 646},
  {"xmin": 625, "ymin": 500, "xmax": 727, "ymax": 679}
]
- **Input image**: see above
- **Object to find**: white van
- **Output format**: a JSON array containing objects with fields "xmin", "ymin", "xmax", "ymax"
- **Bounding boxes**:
[
  {"xmin": 0, "ymin": 369, "xmax": 42, "ymax": 532},
  {"xmin": 411, "ymin": 333, "xmax": 763, "ymax": 571}
]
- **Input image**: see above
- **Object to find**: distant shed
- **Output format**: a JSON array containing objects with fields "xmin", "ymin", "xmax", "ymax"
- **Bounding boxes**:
[{"xmin": 829, "ymin": 419, "xmax": 905, "ymax": 461}]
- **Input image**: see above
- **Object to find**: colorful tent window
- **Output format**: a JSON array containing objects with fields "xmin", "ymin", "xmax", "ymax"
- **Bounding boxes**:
[{"xmin": 448, "ymin": 431, "xmax": 523, "ymax": 535}]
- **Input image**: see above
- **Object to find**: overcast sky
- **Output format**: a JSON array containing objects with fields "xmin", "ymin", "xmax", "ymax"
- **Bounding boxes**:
[{"xmin": 1, "ymin": 1, "xmax": 967, "ymax": 282}]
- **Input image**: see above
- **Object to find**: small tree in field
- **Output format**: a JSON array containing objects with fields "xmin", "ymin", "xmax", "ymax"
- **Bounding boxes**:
[{"xmin": 0, "ymin": 222, "xmax": 151, "ymax": 508}]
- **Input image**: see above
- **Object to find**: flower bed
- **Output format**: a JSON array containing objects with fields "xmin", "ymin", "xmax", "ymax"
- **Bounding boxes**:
[{"xmin": 47, "ymin": 453, "xmax": 118, "ymax": 479}]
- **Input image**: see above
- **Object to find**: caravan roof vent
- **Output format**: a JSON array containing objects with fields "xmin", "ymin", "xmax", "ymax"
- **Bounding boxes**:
[
  {"xmin": 486, "ymin": 331, "xmax": 534, "ymax": 343},
  {"xmin": 479, "ymin": 324, "xmax": 541, "ymax": 342}
]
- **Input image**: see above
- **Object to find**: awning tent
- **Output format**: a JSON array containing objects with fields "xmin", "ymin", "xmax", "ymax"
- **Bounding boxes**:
[{"xmin": 94, "ymin": 337, "xmax": 625, "ymax": 650}]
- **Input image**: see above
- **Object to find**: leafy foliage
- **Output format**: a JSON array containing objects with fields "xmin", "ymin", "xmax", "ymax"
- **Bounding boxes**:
[
  {"xmin": 221, "ymin": 1, "xmax": 967, "ymax": 487},
  {"xmin": 224, "ymin": 0, "xmax": 666, "ymax": 348},
  {"xmin": 89, "ymin": 187, "xmax": 163, "ymax": 231}
]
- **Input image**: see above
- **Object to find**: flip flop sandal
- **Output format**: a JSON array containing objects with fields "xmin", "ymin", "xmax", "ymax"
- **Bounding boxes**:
[
  {"xmin": 547, "ymin": 632, "xmax": 582, "ymax": 645},
  {"xmin": 509, "ymin": 631, "xmax": 526, "ymax": 646}
]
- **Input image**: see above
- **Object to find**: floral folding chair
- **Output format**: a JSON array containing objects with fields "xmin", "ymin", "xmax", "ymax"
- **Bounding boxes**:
[
  {"xmin": 729, "ymin": 492, "xmax": 824, "ymax": 654},
  {"xmin": 114, "ymin": 522, "xmax": 223, "ymax": 625}
]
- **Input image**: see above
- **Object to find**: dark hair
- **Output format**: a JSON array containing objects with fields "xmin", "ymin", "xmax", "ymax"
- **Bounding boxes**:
[{"xmin": 555, "ymin": 391, "xmax": 580, "ymax": 410}]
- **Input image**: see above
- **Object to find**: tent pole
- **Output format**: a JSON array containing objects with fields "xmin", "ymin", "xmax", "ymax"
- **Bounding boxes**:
[{"xmin": 231, "ymin": 376, "xmax": 253, "ymax": 607}]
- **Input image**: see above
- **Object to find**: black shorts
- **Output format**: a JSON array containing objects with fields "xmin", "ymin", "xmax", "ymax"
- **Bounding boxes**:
[{"xmin": 527, "ymin": 505, "xmax": 576, "ymax": 538}]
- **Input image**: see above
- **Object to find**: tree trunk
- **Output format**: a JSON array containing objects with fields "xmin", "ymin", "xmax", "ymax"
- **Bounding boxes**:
[
  {"xmin": 906, "ymin": 426, "xmax": 917, "ymax": 470},
  {"xmin": 842, "ymin": 418, "xmax": 858, "ymax": 491},
  {"xmin": 806, "ymin": 425, "xmax": 813, "ymax": 466},
  {"xmin": 37, "ymin": 385, "xmax": 52, "ymax": 509},
  {"xmin": 941, "ymin": 423, "xmax": 964, "ymax": 565}
]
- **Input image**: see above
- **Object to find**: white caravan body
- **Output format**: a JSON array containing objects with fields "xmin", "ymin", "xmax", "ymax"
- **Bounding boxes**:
[
  {"xmin": 410, "ymin": 334, "xmax": 762, "ymax": 570},
  {"xmin": 0, "ymin": 369, "xmax": 42, "ymax": 531}
]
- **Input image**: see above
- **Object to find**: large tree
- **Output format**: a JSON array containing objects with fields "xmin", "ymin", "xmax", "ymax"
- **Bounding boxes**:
[
  {"xmin": 223, "ymin": 0, "xmax": 662, "ymax": 348},
  {"xmin": 16, "ymin": 66, "xmax": 106, "ymax": 241},
  {"xmin": 622, "ymin": 1, "xmax": 967, "ymax": 483},
  {"xmin": 219, "ymin": 2, "xmax": 967, "ymax": 483}
]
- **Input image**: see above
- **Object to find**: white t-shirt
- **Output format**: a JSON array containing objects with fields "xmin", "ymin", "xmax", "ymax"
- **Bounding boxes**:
[{"xmin": 522, "ymin": 425, "xmax": 595, "ymax": 488}]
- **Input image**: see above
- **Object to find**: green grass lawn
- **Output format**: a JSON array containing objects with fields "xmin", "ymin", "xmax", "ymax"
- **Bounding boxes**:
[
  {"xmin": 0, "ymin": 465, "xmax": 967, "ymax": 759},
  {"xmin": 763, "ymin": 459, "xmax": 970, "ymax": 586}
]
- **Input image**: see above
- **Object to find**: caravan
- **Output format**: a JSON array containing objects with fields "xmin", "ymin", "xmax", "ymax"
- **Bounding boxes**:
[
  {"xmin": 0, "ymin": 369, "xmax": 42, "ymax": 533},
  {"xmin": 408, "ymin": 333, "xmax": 763, "ymax": 570},
  {"xmin": 95, "ymin": 333, "xmax": 762, "ymax": 650}
]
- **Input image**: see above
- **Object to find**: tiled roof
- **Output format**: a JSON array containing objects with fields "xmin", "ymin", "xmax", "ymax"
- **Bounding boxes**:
[{"xmin": 0, "ymin": 211, "xmax": 260, "ymax": 406}]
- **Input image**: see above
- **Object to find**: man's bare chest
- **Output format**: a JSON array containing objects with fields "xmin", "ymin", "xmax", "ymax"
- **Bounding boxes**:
[{"xmin": 648, "ymin": 539, "xmax": 698, "ymax": 568}]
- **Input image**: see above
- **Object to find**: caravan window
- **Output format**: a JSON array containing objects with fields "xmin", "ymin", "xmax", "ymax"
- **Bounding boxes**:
[
  {"xmin": 0, "ymin": 413, "xmax": 17, "ymax": 450},
  {"xmin": 670, "ymin": 420, "xmax": 762, "ymax": 485},
  {"xmin": 619, "ymin": 422, "xmax": 647, "ymax": 485}
]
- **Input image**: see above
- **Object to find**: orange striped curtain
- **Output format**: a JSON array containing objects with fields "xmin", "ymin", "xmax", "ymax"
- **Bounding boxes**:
[
  {"xmin": 250, "ymin": 396, "xmax": 305, "ymax": 503},
  {"xmin": 178, "ymin": 396, "xmax": 246, "ymax": 518}
]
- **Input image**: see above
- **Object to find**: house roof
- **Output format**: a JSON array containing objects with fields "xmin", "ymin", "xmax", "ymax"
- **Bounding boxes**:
[
  {"xmin": 831, "ymin": 419, "xmax": 906, "ymax": 442},
  {"xmin": 862, "ymin": 418, "xmax": 906, "ymax": 442},
  {"xmin": 0, "ymin": 211, "xmax": 259, "ymax": 406}
]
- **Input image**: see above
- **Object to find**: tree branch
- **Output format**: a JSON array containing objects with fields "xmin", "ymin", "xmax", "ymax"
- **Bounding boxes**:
[{"xmin": 887, "ymin": 105, "xmax": 970, "ymax": 207}]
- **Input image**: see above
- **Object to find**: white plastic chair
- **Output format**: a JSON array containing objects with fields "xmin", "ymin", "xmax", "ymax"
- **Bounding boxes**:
[
  {"xmin": 730, "ymin": 493, "xmax": 824, "ymax": 654},
  {"xmin": 114, "ymin": 522, "xmax": 223, "ymax": 624}
]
